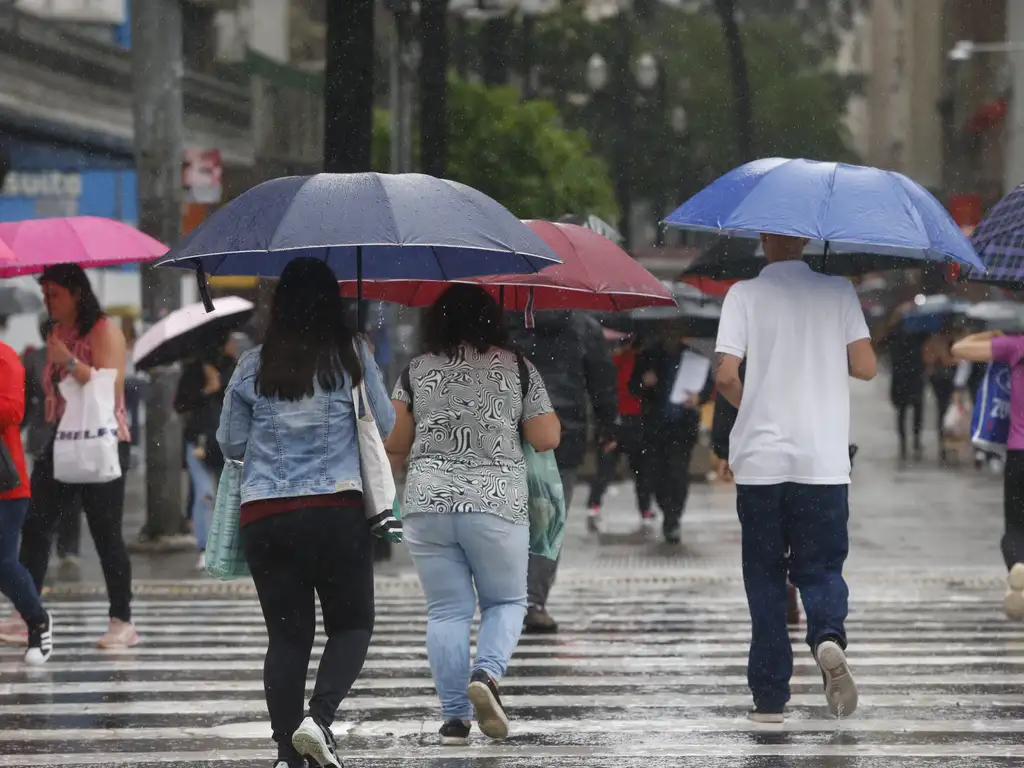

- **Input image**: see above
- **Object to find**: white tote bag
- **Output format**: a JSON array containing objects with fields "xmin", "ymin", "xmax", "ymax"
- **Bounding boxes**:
[
  {"xmin": 352, "ymin": 377, "xmax": 400, "ymax": 540},
  {"xmin": 53, "ymin": 368, "xmax": 122, "ymax": 484}
]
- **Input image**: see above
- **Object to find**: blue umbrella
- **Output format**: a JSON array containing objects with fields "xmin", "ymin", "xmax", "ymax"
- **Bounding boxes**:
[
  {"xmin": 157, "ymin": 173, "xmax": 562, "ymax": 311},
  {"xmin": 663, "ymin": 158, "xmax": 986, "ymax": 270},
  {"xmin": 966, "ymin": 185, "xmax": 1024, "ymax": 288}
]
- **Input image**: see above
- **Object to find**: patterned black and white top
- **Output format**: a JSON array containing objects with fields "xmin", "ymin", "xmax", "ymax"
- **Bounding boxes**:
[{"xmin": 392, "ymin": 345, "xmax": 554, "ymax": 524}]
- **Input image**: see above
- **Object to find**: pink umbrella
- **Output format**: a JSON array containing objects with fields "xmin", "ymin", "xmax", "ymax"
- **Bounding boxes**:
[
  {"xmin": 339, "ymin": 220, "xmax": 676, "ymax": 311},
  {"xmin": 0, "ymin": 216, "xmax": 168, "ymax": 278}
]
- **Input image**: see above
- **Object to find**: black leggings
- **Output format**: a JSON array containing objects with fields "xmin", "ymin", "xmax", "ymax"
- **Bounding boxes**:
[
  {"xmin": 20, "ymin": 442, "xmax": 132, "ymax": 621},
  {"xmin": 586, "ymin": 415, "xmax": 651, "ymax": 512},
  {"xmin": 1003, "ymin": 451, "xmax": 1024, "ymax": 570},
  {"xmin": 896, "ymin": 401, "xmax": 923, "ymax": 454},
  {"xmin": 242, "ymin": 504, "xmax": 375, "ymax": 764}
]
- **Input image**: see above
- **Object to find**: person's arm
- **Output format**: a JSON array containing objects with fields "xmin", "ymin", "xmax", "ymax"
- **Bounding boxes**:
[
  {"xmin": 580, "ymin": 316, "xmax": 620, "ymax": 444},
  {"xmin": 629, "ymin": 348, "xmax": 655, "ymax": 398},
  {"xmin": 844, "ymin": 284, "xmax": 876, "ymax": 381},
  {"xmin": 384, "ymin": 362, "xmax": 415, "ymax": 474},
  {"xmin": 216, "ymin": 354, "xmax": 255, "ymax": 462},
  {"xmin": 384, "ymin": 403, "xmax": 414, "ymax": 476},
  {"xmin": 0, "ymin": 348, "xmax": 25, "ymax": 428},
  {"xmin": 714, "ymin": 286, "xmax": 748, "ymax": 407},
  {"xmin": 715, "ymin": 354, "xmax": 744, "ymax": 407},
  {"xmin": 521, "ymin": 358, "xmax": 561, "ymax": 452},
  {"xmin": 951, "ymin": 331, "xmax": 1002, "ymax": 363}
]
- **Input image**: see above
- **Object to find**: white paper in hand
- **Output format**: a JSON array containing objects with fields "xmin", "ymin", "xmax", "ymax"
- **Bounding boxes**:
[{"xmin": 669, "ymin": 351, "xmax": 711, "ymax": 406}]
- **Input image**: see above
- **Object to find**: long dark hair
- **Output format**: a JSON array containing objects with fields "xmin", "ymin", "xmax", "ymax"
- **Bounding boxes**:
[
  {"xmin": 423, "ymin": 284, "xmax": 508, "ymax": 358},
  {"xmin": 40, "ymin": 264, "xmax": 104, "ymax": 337},
  {"xmin": 256, "ymin": 257, "xmax": 363, "ymax": 400}
]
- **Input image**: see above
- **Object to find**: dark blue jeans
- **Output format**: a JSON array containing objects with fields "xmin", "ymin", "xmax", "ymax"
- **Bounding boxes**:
[
  {"xmin": 0, "ymin": 498, "xmax": 47, "ymax": 626},
  {"xmin": 736, "ymin": 483, "xmax": 850, "ymax": 711}
]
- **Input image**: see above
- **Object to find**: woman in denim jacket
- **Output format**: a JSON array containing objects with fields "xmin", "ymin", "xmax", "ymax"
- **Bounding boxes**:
[{"xmin": 217, "ymin": 257, "xmax": 395, "ymax": 768}]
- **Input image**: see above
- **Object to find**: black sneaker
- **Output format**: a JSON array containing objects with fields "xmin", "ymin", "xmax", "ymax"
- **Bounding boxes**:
[
  {"xmin": 439, "ymin": 719, "xmax": 471, "ymax": 746},
  {"xmin": 467, "ymin": 670, "xmax": 509, "ymax": 740},
  {"xmin": 24, "ymin": 612, "xmax": 53, "ymax": 666},
  {"xmin": 663, "ymin": 521, "xmax": 681, "ymax": 544},
  {"xmin": 292, "ymin": 716, "xmax": 341, "ymax": 768},
  {"xmin": 523, "ymin": 605, "xmax": 558, "ymax": 634}
]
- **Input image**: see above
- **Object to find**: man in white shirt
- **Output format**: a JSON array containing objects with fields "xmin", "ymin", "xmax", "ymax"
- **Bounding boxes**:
[{"xmin": 715, "ymin": 233, "xmax": 876, "ymax": 723}]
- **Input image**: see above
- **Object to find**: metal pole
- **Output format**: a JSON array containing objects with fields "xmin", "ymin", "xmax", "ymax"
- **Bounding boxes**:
[{"xmin": 131, "ymin": 0, "xmax": 186, "ymax": 543}]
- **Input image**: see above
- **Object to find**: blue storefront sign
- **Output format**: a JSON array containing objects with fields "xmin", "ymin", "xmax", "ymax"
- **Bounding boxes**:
[{"xmin": 0, "ymin": 136, "xmax": 139, "ymax": 268}]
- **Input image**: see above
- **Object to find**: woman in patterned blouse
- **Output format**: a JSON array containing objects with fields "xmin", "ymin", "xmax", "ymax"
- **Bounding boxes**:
[{"xmin": 386, "ymin": 284, "xmax": 560, "ymax": 746}]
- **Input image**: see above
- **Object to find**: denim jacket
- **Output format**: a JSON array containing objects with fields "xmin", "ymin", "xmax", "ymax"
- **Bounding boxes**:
[{"xmin": 217, "ymin": 340, "xmax": 396, "ymax": 505}]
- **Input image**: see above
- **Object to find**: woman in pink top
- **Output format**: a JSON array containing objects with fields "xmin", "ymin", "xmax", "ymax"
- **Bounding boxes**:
[
  {"xmin": 0, "ymin": 265, "xmax": 137, "ymax": 648},
  {"xmin": 953, "ymin": 330, "xmax": 1024, "ymax": 621}
]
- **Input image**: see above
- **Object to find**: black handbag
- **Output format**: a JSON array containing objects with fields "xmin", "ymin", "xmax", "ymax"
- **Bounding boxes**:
[{"xmin": 0, "ymin": 439, "xmax": 21, "ymax": 494}]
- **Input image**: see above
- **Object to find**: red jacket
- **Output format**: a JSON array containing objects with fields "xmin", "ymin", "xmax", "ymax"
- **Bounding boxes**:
[
  {"xmin": 0, "ymin": 342, "xmax": 30, "ymax": 500},
  {"xmin": 614, "ymin": 350, "xmax": 642, "ymax": 417}
]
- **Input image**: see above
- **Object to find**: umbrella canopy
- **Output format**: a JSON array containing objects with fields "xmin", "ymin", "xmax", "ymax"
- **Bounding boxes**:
[
  {"xmin": 900, "ymin": 294, "xmax": 971, "ymax": 334},
  {"xmin": 964, "ymin": 300, "xmax": 1024, "ymax": 332},
  {"xmin": 157, "ymin": 173, "xmax": 561, "ymax": 282},
  {"xmin": 338, "ymin": 221, "xmax": 675, "ymax": 312},
  {"xmin": 966, "ymin": 185, "xmax": 1024, "ymax": 288},
  {"xmin": 556, "ymin": 213, "xmax": 624, "ymax": 244},
  {"xmin": 685, "ymin": 236, "xmax": 922, "ymax": 281},
  {"xmin": 0, "ymin": 217, "xmax": 168, "ymax": 278},
  {"xmin": 133, "ymin": 296, "xmax": 255, "ymax": 371},
  {"xmin": 0, "ymin": 284, "xmax": 43, "ymax": 316},
  {"xmin": 602, "ymin": 282, "xmax": 721, "ymax": 339},
  {"xmin": 663, "ymin": 158, "xmax": 985, "ymax": 270}
]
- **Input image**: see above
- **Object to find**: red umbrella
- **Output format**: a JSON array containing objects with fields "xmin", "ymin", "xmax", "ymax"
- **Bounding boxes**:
[
  {"xmin": 0, "ymin": 216, "xmax": 168, "ymax": 278},
  {"xmin": 339, "ymin": 220, "xmax": 675, "ymax": 311},
  {"xmin": 679, "ymin": 275, "xmax": 739, "ymax": 297}
]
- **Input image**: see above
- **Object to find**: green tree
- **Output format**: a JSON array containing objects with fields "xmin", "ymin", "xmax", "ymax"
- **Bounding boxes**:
[
  {"xmin": 529, "ymin": 4, "xmax": 857, "ymax": 195},
  {"xmin": 374, "ymin": 78, "xmax": 617, "ymax": 221}
]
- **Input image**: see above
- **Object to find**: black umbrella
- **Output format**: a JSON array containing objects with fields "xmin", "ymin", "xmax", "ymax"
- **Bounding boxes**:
[
  {"xmin": 601, "ymin": 282, "xmax": 721, "ymax": 339},
  {"xmin": 684, "ymin": 237, "xmax": 923, "ymax": 281},
  {"xmin": 0, "ymin": 285, "xmax": 43, "ymax": 316}
]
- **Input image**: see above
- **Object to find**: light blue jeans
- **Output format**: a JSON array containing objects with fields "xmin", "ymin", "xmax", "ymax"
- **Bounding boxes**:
[
  {"xmin": 185, "ymin": 442, "xmax": 215, "ymax": 553},
  {"xmin": 404, "ymin": 512, "xmax": 529, "ymax": 721}
]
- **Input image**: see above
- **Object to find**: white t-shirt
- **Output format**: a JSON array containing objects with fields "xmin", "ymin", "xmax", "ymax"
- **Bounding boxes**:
[{"xmin": 715, "ymin": 260, "xmax": 870, "ymax": 486}]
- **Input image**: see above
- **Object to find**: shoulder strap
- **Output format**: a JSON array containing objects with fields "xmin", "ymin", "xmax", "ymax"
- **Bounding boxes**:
[
  {"xmin": 514, "ymin": 351, "xmax": 529, "ymax": 413},
  {"xmin": 401, "ymin": 365, "xmax": 413, "ymax": 409}
]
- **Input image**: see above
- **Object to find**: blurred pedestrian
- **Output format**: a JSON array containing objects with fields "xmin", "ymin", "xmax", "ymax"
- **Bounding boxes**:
[
  {"xmin": 880, "ymin": 306, "xmax": 927, "ymax": 460},
  {"xmin": 218, "ymin": 257, "xmax": 395, "ymax": 768},
  {"xmin": 586, "ymin": 334, "xmax": 652, "ymax": 530},
  {"xmin": 508, "ymin": 310, "xmax": 617, "ymax": 634},
  {"xmin": 0, "ymin": 339, "xmax": 53, "ymax": 663},
  {"xmin": 631, "ymin": 323, "xmax": 714, "ymax": 544},
  {"xmin": 952, "ymin": 330, "xmax": 1024, "ymax": 621},
  {"xmin": 716, "ymin": 233, "xmax": 875, "ymax": 722},
  {"xmin": 386, "ymin": 285, "xmax": 560, "ymax": 746},
  {"xmin": 174, "ymin": 332, "xmax": 238, "ymax": 570},
  {"xmin": 3, "ymin": 265, "xmax": 137, "ymax": 649},
  {"xmin": 923, "ymin": 317, "xmax": 958, "ymax": 462}
]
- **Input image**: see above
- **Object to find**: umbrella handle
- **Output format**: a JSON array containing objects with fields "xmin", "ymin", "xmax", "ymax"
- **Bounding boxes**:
[{"xmin": 196, "ymin": 265, "xmax": 215, "ymax": 313}]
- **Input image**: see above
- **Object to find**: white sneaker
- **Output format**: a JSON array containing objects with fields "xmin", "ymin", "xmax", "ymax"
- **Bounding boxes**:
[
  {"xmin": 1005, "ymin": 563, "xmax": 1024, "ymax": 621},
  {"xmin": 292, "ymin": 716, "xmax": 341, "ymax": 768},
  {"xmin": 97, "ymin": 619, "xmax": 140, "ymax": 649},
  {"xmin": 815, "ymin": 640, "xmax": 858, "ymax": 718},
  {"xmin": 24, "ymin": 612, "xmax": 53, "ymax": 666},
  {"xmin": 196, "ymin": 552, "xmax": 207, "ymax": 571}
]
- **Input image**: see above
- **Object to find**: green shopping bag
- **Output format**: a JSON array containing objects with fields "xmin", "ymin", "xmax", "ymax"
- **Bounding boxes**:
[
  {"xmin": 205, "ymin": 460, "xmax": 250, "ymax": 580},
  {"xmin": 380, "ymin": 496, "xmax": 404, "ymax": 544},
  {"xmin": 524, "ymin": 444, "xmax": 567, "ymax": 561}
]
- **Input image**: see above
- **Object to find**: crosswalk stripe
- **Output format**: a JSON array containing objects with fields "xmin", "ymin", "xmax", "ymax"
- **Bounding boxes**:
[{"xmin": 0, "ymin": 583, "xmax": 1020, "ymax": 766}]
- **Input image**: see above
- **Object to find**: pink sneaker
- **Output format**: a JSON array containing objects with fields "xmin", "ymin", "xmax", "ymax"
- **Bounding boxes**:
[
  {"xmin": 97, "ymin": 619, "xmax": 140, "ymax": 649},
  {"xmin": 0, "ymin": 612, "xmax": 27, "ymax": 646}
]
